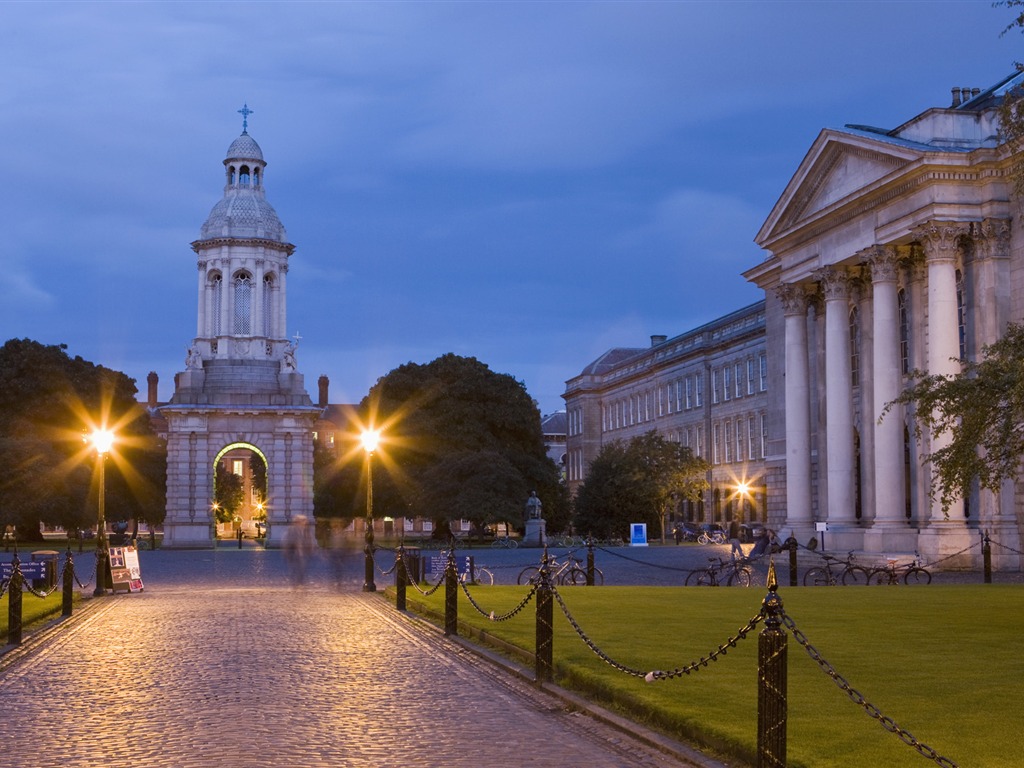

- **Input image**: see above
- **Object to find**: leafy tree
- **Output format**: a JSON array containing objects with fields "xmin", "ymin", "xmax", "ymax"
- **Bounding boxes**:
[
  {"xmin": 573, "ymin": 431, "xmax": 708, "ymax": 542},
  {"xmin": 0, "ymin": 338, "xmax": 166, "ymax": 542},
  {"xmin": 885, "ymin": 323, "xmax": 1024, "ymax": 512},
  {"xmin": 998, "ymin": 2, "xmax": 1024, "ymax": 193},
  {"xmin": 322, "ymin": 354, "xmax": 565, "ymax": 536},
  {"xmin": 213, "ymin": 461, "xmax": 244, "ymax": 522}
]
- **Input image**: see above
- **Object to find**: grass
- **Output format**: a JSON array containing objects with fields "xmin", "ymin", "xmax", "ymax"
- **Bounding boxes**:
[
  {"xmin": 0, "ymin": 590, "xmax": 71, "ymax": 637},
  {"xmin": 399, "ymin": 583, "xmax": 1024, "ymax": 768}
]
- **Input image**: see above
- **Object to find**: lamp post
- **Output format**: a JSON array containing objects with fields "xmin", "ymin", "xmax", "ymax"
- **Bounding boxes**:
[
  {"xmin": 88, "ymin": 428, "xmax": 115, "ymax": 597},
  {"xmin": 361, "ymin": 429, "xmax": 381, "ymax": 592}
]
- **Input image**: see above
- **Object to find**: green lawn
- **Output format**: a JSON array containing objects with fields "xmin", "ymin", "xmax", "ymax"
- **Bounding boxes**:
[
  {"xmin": 399, "ymin": 584, "xmax": 1024, "ymax": 768},
  {"xmin": 0, "ymin": 590, "xmax": 69, "ymax": 637}
]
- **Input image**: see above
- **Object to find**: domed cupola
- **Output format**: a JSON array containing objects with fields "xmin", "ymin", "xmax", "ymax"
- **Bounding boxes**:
[{"xmin": 197, "ymin": 104, "xmax": 289, "ymax": 244}]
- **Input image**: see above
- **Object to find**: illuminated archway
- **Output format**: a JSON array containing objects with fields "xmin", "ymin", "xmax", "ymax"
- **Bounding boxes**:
[{"xmin": 212, "ymin": 442, "xmax": 269, "ymax": 539}]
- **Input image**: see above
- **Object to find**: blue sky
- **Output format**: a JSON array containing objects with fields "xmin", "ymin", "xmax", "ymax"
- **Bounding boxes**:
[{"xmin": 1, "ymin": 1, "xmax": 1018, "ymax": 416}]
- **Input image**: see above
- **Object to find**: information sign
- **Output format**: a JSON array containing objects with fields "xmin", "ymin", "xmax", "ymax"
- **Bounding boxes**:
[
  {"xmin": 108, "ymin": 545, "xmax": 144, "ymax": 593},
  {"xmin": 629, "ymin": 523, "xmax": 648, "ymax": 547}
]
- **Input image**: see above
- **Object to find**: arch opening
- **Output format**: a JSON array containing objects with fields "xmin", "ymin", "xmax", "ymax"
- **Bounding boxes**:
[{"xmin": 212, "ymin": 442, "xmax": 269, "ymax": 540}]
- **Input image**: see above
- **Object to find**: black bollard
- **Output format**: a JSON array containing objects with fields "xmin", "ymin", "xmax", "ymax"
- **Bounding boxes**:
[
  {"xmin": 983, "ymin": 531, "xmax": 992, "ymax": 584},
  {"xmin": 786, "ymin": 537, "xmax": 798, "ymax": 587},
  {"xmin": 7, "ymin": 554, "xmax": 23, "ymax": 646},
  {"xmin": 395, "ymin": 546, "xmax": 407, "ymax": 612},
  {"xmin": 62, "ymin": 548, "xmax": 74, "ymax": 617},
  {"xmin": 586, "ymin": 539, "xmax": 595, "ymax": 587},
  {"xmin": 757, "ymin": 562, "xmax": 787, "ymax": 767},
  {"xmin": 535, "ymin": 548, "xmax": 554, "ymax": 683},
  {"xmin": 444, "ymin": 548, "xmax": 458, "ymax": 636}
]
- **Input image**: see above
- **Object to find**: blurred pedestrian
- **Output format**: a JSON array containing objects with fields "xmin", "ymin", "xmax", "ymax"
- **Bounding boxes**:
[
  {"xmin": 284, "ymin": 515, "xmax": 315, "ymax": 586},
  {"xmin": 327, "ymin": 518, "xmax": 347, "ymax": 588},
  {"xmin": 728, "ymin": 519, "xmax": 743, "ymax": 560}
]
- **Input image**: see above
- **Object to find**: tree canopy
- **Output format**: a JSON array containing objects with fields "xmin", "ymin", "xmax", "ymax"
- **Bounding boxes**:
[
  {"xmin": 885, "ymin": 323, "xmax": 1024, "ymax": 512},
  {"xmin": 317, "ymin": 354, "xmax": 565, "ymax": 535},
  {"xmin": 0, "ymin": 338, "xmax": 166, "ymax": 542},
  {"xmin": 573, "ymin": 431, "xmax": 708, "ymax": 541}
]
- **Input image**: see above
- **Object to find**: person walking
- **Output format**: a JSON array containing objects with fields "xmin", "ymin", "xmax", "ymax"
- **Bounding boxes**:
[{"xmin": 728, "ymin": 519, "xmax": 743, "ymax": 561}]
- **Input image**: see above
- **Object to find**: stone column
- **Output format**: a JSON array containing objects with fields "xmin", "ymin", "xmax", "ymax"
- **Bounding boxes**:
[
  {"xmin": 196, "ymin": 260, "xmax": 207, "ymax": 338},
  {"xmin": 852, "ymin": 268, "xmax": 875, "ymax": 525},
  {"xmin": 254, "ymin": 258, "xmax": 265, "ymax": 341},
  {"xmin": 278, "ymin": 263, "xmax": 288, "ymax": 341},
  {"xmin": 776, "ymin": 283, "xmax": 813, "ymax": 539},
  {"xmin": 905, "ymin": 254, "xmax": 928, "ymax": 524},
  {"xmin": 816, "ymin": 267, "xmax": 857, "ymax": 527}
]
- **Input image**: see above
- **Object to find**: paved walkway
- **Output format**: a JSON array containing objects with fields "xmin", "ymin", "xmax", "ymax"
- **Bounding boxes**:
[{"xmin": 0, "ymin": 549, "xmax": 715, "ymax": 768}]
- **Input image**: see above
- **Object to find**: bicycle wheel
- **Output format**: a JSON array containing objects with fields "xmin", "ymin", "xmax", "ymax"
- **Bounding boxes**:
[
  {"xmin": 697, "ymin": 533, "xmax": 710, "ymax": 545},
  {"xmin": 903, "ymin": 567, "xmax": 932, "ymax": 585},
  {"xmin": 803, "ymin": 567, "xmax": 833, "ymax": 587},
  {"xmin": 841, "ymin": 566, "xmax": 871, "ymax": 586},
  {"xmin": 517, "ymin": 566, "xmax": 540, "ymax": 585},
  {"xmin": 474, "ymin": 567, "xmax": 494, "ymax": 586},
  {"xmin": 727, "ymin": 567, "xmax": 752, "ymax": 587},
  {"xmin": 867, "ymin": 569, "xmax": 894, "ymax": 585},
  {"xmin": 685, "ymin": 569, "xmax": 708, "ymax": 586},
  {"xmin": 507, "ymin": 538, "xmax": 519, "ymax": 549},
  {"xmin": 490, "ymin": 539, "xmax": 503, "ymax": 549},
  {"xmin": 562, "ymin": 567, "xmax": 587, "ymax": 586}
]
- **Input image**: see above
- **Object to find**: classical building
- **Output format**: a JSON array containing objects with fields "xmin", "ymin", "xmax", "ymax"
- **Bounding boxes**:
[
  {"xmin": 746, "ymin": 74, "xmax": 1024, "ymax": 567},
  {"xmin": 563, "ymin": 302, "xmax": 769, "ymax": 527},
  {"xmin": 160, "ymin": 116, "xmax": 319, "ymax": 548}
]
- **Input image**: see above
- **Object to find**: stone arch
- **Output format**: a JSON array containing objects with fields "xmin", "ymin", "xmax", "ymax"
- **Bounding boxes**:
[{"xmin": 212, "ymin": 441, "xmax": 269, "ymax": 539}]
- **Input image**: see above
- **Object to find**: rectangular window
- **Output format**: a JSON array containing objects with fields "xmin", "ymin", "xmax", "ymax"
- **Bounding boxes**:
[
  {"xmin": 697, "ymin": 426, "xmax": 704, "ymax": 458},
  {"xmin": 659, "ymin": 386, "xmax": 665, "ymax": 417},
  {"xmin": 759, "ymin": 353, "xmax": 768, "ymax": 392},
  {"xmin": 712, "ymin": 369, "xmax": 720, "ymax": 404},
  {"xmin": 676, "ymin": 380, "xmax": 683, "ymax": 412},
  {"xmin": 735, "ymin": 363, "xmax": 743, "ymax": 399},
  {"xmin": 645, "ymin": 392, "xmax": 650, "ymax": 421},
  {"xmin": 748, "ymin": 418, "xmax": 756, "ymax": 460},
  {"xmin": 760, "ymin": 414, "xmax": 768, "ymax": 458},
  {"xmin": 724, "ymin": 366, "xmax": 732, "ymax": 402},
  {"xmin": 736, "ymin": 418, "xmax": 743, "ymax": 461},
  {"xmin": 747, "ymin": 359, "xmax": 755, "ymax": 395},
  {"xmin": 232, "ymin": 459, "xmax": 244, "ymax": 476},
  {"xmin": 713, "ymin": 424, "xmax": 721, "ymax": 464},
  {"xmin": 724, "ymin": 421, "xmax": 732, "ymax": 463},
  {"xmin": 685, "ymin": 377, "xmax": 693, "ymax": 409},
  {"xmin": 695, "ymin": 374, "xmax": 703, "ymax": 407}
]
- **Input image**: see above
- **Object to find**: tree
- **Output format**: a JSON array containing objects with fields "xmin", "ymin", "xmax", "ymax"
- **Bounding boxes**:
[
  {"xmin": 213, "ymin": 461, "xmax": 244, "ymax": 522},
  {"xmin": 0, "ymin": 338, "xmax": 166, "ymax": 541},
  {"xmin": 573, "ymin": 431, "xmax": 708, "ymax": 541},
  {"xmin": 326, "ymin": 353, "xmax": 565, "ymax": 536},
  {"xmin": 885, "ymin": 323, "xmax": 1024, "ymax": 513},
  {"xmin": 998, "ymin": 2, "xmax": 1024, "ymax": 193}
]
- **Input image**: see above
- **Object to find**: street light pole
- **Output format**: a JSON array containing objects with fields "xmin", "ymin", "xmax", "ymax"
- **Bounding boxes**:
[
  {"xmin": 361, "ymin": 429, "xmax": 380, "ymax": 592},
  {"xmin": 89, "ymin": 429, "xmax": 114, "ymax": 597}
]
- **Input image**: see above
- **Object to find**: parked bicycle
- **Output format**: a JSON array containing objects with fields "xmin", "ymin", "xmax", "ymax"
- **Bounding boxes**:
[
  {"xmin": 490, "ymin": 535, "xmax": 519, "ymax": 550},
  {"xmin": 803, "ymin": 551, "xmax": 871, "ymax": 586},
  {"xmin": 697, "ymin": 529, "xmax": 728, "ymax": 545},
  {"xmin": 517, "ymin": 555, "xmax": 604, "ymax": 586},
  {"xmin": 460, "ymin": 563, "xmax": 495, "ymax": 585},
  {"xmin": 556, "ymin": 533, "xmax": 585, "ymax": 548},
  {"xmin": 685, "ymin": 556, "xmax": 752, "ymax": 587},
  {"xmin": 867, "ymin": 555, "xmax": 932, "ymax": 585}
]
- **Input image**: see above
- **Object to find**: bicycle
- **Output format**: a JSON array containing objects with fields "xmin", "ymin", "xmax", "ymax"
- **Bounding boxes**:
[
  {"xmin": 685, "ymin": 556, "xmax": 752, "ymax": 587},
  {"xmin": 803, "ymin": 551, "xmax": 871, "ymax": 586},
  {"xmin": 460, "ymin": 564, "xmax": 495, "ymax": 585},
  {"xmin": 490, "ymin": 535, "xmax": 519, "ymax": 550},
  {"xmin": 517, "ymin": 555, "xmax": 604, "ymax": 586},
  {"xmin": 867, "ymin": 555, "xmax": 932, "ymax": 585},
  {"xmin": 556, "ymin": 533, "xmax": 585, "ymax": 548},
  {"xmin": 697, "ymin": 530, "xmax": 727, "ymax": 545}
]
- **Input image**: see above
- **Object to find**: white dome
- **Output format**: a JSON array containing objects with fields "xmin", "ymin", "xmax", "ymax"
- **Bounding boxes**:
[
  {"xmin": 225, "ymin": 132, "xmax": 264, "ymax": 162},
  {"xmin": 199, "ymin": 193, "xmax": 287, "ymax": 242}
]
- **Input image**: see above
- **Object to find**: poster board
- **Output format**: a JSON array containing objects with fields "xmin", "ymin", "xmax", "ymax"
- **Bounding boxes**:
[
  {"xmin": 109, "ymin": 545, "xmax": 144, "ymax": 593},
  {"xmin": 629, "ymin": 523, "xmax": 648, "ymax": 547}
]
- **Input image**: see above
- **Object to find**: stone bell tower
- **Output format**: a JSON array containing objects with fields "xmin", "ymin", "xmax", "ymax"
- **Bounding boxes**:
[{"xmin": 160, "ymin": 106, "xmax": 319, "ymax": 548}]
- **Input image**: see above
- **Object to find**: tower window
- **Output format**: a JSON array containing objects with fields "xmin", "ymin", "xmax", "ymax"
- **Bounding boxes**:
[
  {"xmin": 240, "ymin": 165, "xmax": 250, "ymax": 186},
  {"xmin": 233, "ymin": 272, "xmax": 252, "ymax": 335},
  {"xmin": 211, "ymin": 273, "xmax": 222, "ymax": 336}
]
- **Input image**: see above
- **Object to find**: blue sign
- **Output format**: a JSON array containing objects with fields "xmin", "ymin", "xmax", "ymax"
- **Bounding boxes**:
[
  {"xmin": 629, "ymin": 523, "xmax": 648, "ymax": 547},
  {"xmin": 426, "ymin": 555, "xmax": 472, "ymax": 575},
  {"xmin": 0, "ymin": 562, "xmax": 49, "ymax": 580}
]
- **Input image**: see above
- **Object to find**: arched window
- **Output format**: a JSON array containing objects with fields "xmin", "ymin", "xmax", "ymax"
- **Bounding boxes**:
[
  {"xmin": 239, "ymin": 165, "xmax": 250, "ymax": 186},
  {"xmin": 233, "ymin": 272, "xmax": 252, "ymax": 335},
  {"xmin": 228, "ymin": 166, "xmax": 236, "ymax": 186},
  {"xmin": 849, "ymin": 306, "xmax": 860, "ymax": 387},
  {"xmin": 253, "ymin": 168, "xmax": 260, "ymax": 187},
  {"xmin": 956, "ymin": 269, "xmax": 966, "ymax": 358},
  {"xmin": 262, "ymin": 274, "xmax": 274, "ymax": 337},
  {"xmin": 210, "ymin": 273, "xmax": 222, "ymax": 336},
  {"xmin": 898, "ymin": 288, "xmax": 909, "ymax": 374}
]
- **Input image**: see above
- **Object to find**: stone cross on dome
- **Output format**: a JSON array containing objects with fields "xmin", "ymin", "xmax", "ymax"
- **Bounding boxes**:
[{"xmin": 238, "ymin": 103, "xmax": 254, "ymax": 133}]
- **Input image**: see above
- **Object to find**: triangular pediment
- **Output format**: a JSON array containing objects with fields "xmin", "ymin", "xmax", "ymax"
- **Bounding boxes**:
[{"xmin": 757, "ymin": 130, "xmax": 920, "ymax": 247}]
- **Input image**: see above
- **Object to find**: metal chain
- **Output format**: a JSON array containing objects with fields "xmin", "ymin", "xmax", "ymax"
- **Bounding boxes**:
[
  {"xmin": 458, "ymin": 577, "xmax": 538, "ymax": 621},
  {"xmin": 988, "ymin": 538, "xmax": 1024, "ymax": 556},
  {"xmin": 593, "ymin": 545, "xmax": 692, "ymax": 573},
  {"xmin": 551, "ymin": 582, "xmax": 761, "ymax": 679},
  {"xmin": 917, "ymin": 542, "xmax": 978, "ymax": 570},
  {"xmin": 0, "ymin": 577, "xmax": 8, "ymax": 597},
  {"xmin": 782, "ymin": 611, "xmax": 959, "ymax": 767},
  {"xmin": 402, "ymin": 554, "xmax": 446, "ymax": 596}
]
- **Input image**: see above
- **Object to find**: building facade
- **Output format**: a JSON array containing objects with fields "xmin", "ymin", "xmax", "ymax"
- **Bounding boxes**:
[
  {"xmin": 746, "ymin": 75, "xmax": 1024, "ymax": 567},
  {"xmin": 160, "ymin": 122, "xmax": 319, "ymax": 548},
  {"xmin": 563, "ymin": 302, "xmax": 769, "ymax": 527}
]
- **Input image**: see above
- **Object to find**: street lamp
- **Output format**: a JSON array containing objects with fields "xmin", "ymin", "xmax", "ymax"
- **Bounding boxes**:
[
  {"xmin": 88, "ymin": 428, "xmax": 115, "ymax": 597},
  {"xmin": 361, "ymin": 429, "xmax": 381, "ymax": 592}
]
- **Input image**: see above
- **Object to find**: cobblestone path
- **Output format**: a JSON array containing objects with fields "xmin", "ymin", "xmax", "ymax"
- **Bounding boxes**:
[{"xmin": 0, "ymin": 584, "xmax": 705, "ymax": 768}]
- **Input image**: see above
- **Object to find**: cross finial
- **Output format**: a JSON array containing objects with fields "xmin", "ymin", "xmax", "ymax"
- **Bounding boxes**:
[
  {"xmin": 292, "ymin": 332, "xmax": 302, "ymax": 345},
  {"xmin": 238, "ymin": 103, "xmax": 254, "ymax": 133}
]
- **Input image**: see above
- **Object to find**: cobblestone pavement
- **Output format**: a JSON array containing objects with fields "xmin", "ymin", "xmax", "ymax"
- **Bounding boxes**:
[{"xmin": 0, "ymin": 548, "xmax": 719, "ymax": 768}]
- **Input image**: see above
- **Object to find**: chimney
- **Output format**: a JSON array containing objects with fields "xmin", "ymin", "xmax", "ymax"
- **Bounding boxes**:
[
  {"xmin": 147, "ymin": 372, "xmax": 159, "ymax": 408},
  {"xmin": 318, "ymin": 375, "xmax": 329, "ymax": 407},
  {"xmin": 971, "ymin": 88, "xmax": 981, "ymax": 99},
  {"xmin": 951, "ymin": 87, "xmax": 961, "ymax": 107},
  {"xmin": 650, "ymin": 334, "xmax": 667, "ymax": 347}
]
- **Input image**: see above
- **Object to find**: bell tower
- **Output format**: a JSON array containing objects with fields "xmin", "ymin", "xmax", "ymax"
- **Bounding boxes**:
[{"xmin": 161, "ymin": 106, "xmax": 319, "ymax": 549}]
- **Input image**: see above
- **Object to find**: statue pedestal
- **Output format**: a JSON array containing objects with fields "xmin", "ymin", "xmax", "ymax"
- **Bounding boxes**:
[{"xmin": 524, "ymin": 519, "xmax": 547, "ymax": 548}]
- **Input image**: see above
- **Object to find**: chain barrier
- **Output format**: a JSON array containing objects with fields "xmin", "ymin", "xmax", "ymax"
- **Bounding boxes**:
[
  {"xmin": 458, "ymin": 577, "xmax": 538, "ymax": 621},
  {"xmin": 373, "ymin": 549, "xmax": 398, "ymax": 577},
  {"xmin": 916, "ymin": 541, "xmax": 978, "ymax": 571},
  {"xmin": 592, "ymin": 544, "xmax": 692, "ymax": 573},
  {"xmin": 401, "ymin": 552, "xmax": 446, "ymax": 597},
  {"xmin": 781, "ymin": 610, "xmax": 959, "ymax": 767},
  {"xmin": 0, "ymin": 576, "xmax": 8, "ymax": 598},
  {"xmin": 988, "ymin": 537, "xmax": 1024, "ymax": 556}
]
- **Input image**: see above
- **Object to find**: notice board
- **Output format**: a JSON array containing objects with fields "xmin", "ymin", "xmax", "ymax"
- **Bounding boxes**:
[{"xmin": 109, "ymin": 545, "xmax": 144, "ymax": 593}]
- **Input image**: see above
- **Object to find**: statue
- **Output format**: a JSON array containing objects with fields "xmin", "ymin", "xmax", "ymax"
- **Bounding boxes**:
[
  {"xmin": 282, "ymin": 342, "xmax": 297, "ymax": 372},
  {"xmin": 186, "ymin": 344, "xmax": 202, "ymax": 369},
  {"xmin": 524, "ymin": 491, "xmax": 543, "ymax": 521}
]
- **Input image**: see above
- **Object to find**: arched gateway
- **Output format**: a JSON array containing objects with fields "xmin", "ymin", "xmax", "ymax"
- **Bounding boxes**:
[{"xmin": 160, "ymin": 111, "xmax": 318, "ymax": 548}]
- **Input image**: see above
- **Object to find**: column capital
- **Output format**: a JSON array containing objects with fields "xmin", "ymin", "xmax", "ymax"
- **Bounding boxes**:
[
  {"xmin": 197, "ymin": 259, "xmax": 207, "ymax": 271},
  {"xmin": 912, "ymin": 221, "xmax": 970, "ymax": 263},
  {"xmin": 775, "ymin": 282, "xmax": 809, "ymax": 316},
  {"xmin": 814, "ymin": 266, "xmax": 851, "ymax": 302},
  {"xmin": 862, "ymin": 245, "xmax": 900, "ymax": 283},
  {"xmin": 975, "ymin": 217, "xmax": 1011, "ymax": 261}
]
